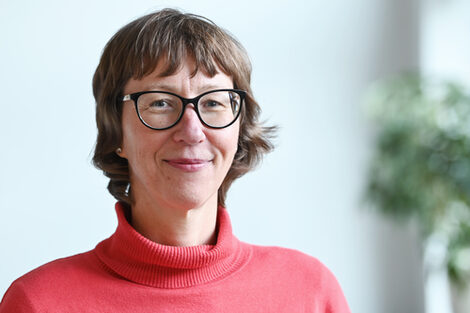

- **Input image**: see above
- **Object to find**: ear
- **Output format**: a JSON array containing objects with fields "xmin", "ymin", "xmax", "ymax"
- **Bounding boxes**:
[{"xmin": 116, "ymin": 147, "xmax": 127, "ymax": 159}]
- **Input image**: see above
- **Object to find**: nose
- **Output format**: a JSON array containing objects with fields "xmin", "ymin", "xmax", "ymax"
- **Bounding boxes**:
[{"xmin": 172, "ymin": 104, "xmax": 206, "ymax": 144}]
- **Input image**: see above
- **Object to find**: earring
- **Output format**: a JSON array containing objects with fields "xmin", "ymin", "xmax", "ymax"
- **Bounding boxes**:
[{"xmin": 116, "ymin": 147, "xmax": 122, "ymax": 155}]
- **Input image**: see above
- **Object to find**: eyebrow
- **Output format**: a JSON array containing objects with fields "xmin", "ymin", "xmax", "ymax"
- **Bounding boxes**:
[
  {"xmin": 144, "ymin": 83, "xmax": 177, "ymax": 92},
  {"xmin": 143, "ymin": 83, "xmax": 231, "ymax": 94}
]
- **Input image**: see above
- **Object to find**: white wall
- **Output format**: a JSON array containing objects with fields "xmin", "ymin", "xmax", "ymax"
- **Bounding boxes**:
[
  {"xmin": 0, "ymin": 1, "xmax": 427, "ymax": 312},
  {"xmin": 421, "ymin": 0, "xmax": 470, "ymax": 85}
]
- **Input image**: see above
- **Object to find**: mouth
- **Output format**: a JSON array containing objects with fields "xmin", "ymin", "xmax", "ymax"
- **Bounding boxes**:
[{"xmin": 164, "ymin": 158, "xmax": 212, "ymax": 172}]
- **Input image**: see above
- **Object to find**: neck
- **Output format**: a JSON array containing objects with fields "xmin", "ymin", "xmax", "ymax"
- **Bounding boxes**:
[{"xmin": 130, "ymin": 195, "xmax": 218, "ymax": 247}]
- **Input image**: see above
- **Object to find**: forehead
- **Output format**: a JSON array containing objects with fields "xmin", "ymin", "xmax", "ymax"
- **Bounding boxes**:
[{"xmin": 124, "ymin": 57, "xmax": 234, "ymax": 95}]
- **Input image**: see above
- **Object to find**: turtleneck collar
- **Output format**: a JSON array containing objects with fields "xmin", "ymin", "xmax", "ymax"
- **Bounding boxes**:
[{"xmin": 94, "ymin": 202, "xmax": 251, "ymax": 289}]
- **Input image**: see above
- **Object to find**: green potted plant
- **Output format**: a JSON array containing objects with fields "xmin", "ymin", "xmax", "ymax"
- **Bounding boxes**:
[{"xmin": 363, "ymin": 73, "xmax": 470, "ymax": 313}]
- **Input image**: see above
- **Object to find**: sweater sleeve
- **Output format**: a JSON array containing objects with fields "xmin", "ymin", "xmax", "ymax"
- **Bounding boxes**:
[
  {"xmin": 319, "ymin": 264, "xmax": 351, "ymax": 313},
  {"xmin": 0, "ymin": 281, "xmax": 37, "ymax": 313}
]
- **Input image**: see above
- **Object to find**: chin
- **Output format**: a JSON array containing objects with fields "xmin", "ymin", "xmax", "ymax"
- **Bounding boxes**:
[{"xmin": 165, "ymin": 190, "xmax": 216, "ymax": 211}]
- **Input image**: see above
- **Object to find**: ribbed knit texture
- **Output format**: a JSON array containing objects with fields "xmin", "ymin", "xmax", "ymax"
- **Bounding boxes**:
[
  {"xmin": 94, "ymin": 203, "xmax": 249, "ymax": 288},
  {"xmin": 0, "ymin": 203, "xmax": 351, "ymax": 313}
]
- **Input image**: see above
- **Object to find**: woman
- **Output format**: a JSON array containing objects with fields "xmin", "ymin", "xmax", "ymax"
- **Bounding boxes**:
[{"xmin": 0, "ymin": 9, "xmax": 350, "ymax": 312}]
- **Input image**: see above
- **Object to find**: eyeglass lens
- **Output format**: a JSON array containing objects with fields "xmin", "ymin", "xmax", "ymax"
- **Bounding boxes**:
[{"xmin": 136, "ymin": 90, "xmax": 242, "ymax": 129}]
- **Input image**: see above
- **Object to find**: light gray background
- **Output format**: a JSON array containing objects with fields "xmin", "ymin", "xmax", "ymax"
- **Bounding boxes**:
[{"xmin": 1, "ymin": 1, "xmax": 468, "ymax": 312}]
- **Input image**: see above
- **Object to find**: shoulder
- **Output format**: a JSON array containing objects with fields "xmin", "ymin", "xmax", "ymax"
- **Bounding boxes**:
[
  {"xmin": 242, "ymin": 243, "xmax": 349, "ymax": 309},
  {"xmin": 11, "ymin": 251, "xmax": 99, "ymax": 287},
  {"xmin": 0, "ymin": 251, "xmax": 101, "ymax": 312},
  {"xmin": 248, "ymin": 244, "xmax": 332, "ymax": 278}
]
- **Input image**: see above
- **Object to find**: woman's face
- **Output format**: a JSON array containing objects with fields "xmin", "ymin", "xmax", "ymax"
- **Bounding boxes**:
[{"xmin": 119, "ymin": 58, "xmax": 239, "ymax": 211}]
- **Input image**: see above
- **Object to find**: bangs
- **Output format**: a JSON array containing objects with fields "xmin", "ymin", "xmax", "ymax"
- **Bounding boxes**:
[{"xmin": 119, "ymin": 11, "xmax": 247, "ymax": 82}]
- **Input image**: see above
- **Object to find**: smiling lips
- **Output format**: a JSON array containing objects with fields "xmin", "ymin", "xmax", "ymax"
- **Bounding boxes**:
[{"xmin": 165, "ymin": 158, "xmax": 211, "ymax": 172}]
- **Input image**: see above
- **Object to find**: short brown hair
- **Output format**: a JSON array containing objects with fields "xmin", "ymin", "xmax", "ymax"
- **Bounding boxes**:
[{"xmin": 92, "ymin": 8, "xmax": 276, "ymax": 207}]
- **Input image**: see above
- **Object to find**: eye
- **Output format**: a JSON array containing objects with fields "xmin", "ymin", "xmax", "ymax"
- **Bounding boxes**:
[
  {"xmin": 205, "ymin": 100, "xmax": 222, "ymax": 108},
  {"xmin": 201, "ymin": 99, "xmax": 228, "ymax": 111},
  {"xmin": 145, "ymin": 98, "xmax": 179, "ymax": 113},
  {"xmin": 150, "ymin": 100, "xmax": 171, "ymax": 108}
]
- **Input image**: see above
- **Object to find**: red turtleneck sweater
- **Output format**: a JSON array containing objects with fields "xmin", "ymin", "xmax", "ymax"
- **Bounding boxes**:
[{"xmin": 0, "ymin": 203, "xmax": 350, "ymax": 312}]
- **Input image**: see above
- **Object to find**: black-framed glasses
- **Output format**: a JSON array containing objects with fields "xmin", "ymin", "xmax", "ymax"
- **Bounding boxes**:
[{"xmin": 121, "ymin": 89, "xmax": 246, "ymax": 130}]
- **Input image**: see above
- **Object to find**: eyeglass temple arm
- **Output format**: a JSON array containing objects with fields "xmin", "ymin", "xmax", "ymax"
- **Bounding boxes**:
[{"xmin": 122, "ymin": 95, "xmax": 132, "ymax": 101}]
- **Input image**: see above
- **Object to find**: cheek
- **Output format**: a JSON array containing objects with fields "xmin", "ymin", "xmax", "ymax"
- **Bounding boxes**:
[
  {"xmin": 121, "ymin": 122, "xmax": 142, "ymax": 159},
  {"xmin": 121, "ymin": 109, "xmax": 162, "ymax": 160},
  {"xmin": 220, "ymin": 123, "xmax": 240, "ymax": 161},
  {"xmin": 120, "ymin": 111, "xmax": 135, "ymax": 159}
]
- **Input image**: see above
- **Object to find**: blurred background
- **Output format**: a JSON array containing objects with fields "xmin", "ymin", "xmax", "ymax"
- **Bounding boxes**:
[{"xmin": 1, "ymin": 0, "xmax": 469, "ymax": 312}]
